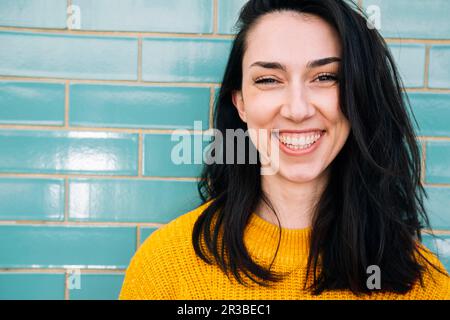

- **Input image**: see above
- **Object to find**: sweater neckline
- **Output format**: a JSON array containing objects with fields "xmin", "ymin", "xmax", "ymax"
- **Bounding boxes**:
[{"xmin": 244, "ymin": 212, "xmax": 312, "ymax": 267}]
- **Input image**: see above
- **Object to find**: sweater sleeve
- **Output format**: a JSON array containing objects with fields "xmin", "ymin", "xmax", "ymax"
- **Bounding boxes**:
[{"xmin": 119, "ymin": 229, "xmax": 177, "ymax": 300}]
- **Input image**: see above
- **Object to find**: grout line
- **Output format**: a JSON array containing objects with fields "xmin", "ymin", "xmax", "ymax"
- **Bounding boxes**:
[
  {"xmin": 0, "ymin": 75, "xmax": 221, "ymax": 87},
  {"xmin": 417, "ymin": 136, "xmax": 450, "ymax": 141},
  {"xmin": 423, "ymin": 183, "xmax": 450, "ymax": 188},
  {"xmin": 64, "ymin": 270, "xmax": 69, "ymax": 300},
  {"xmin": 424, "ymin": 45, "xmax": 430, "ymax": 88},
  {"xmin": 0, "ymin": 124, "xmax": 210, "ymax": 134},
  {"xmin": 0, "ymin": 220, "xmax": 165, "ymax": 227},
  {"xmin": 1, "ymin": 124, "xmax": 449, "ymax": 139},
  {"xmin": 4, "ymin": 74, "xmax": 448, "ymax": 92},
  {"xmin": 384, "ymin": 38, "xmax": 450, "ymax": 44},
  {"xmin": 213, "ymin": 0, "xmax": 218, "ymax": 35},
  {"xmin": 0, "ymin": 268, "xmax": 57, "ymax": 273},
  {"xmin": 64, "ymin": 81, "xmax": 69, "ymax": 128},
  {"xmin": 136, "ymin": 225, "xmax": 141, "ymax": 250},
  {"xmin": 0, "ymin": 216, "xmax": 449, "ymax": 231},
  {"xmin": 0, "ymin": 268, "xmax": 126, "ymax": 273},
  {"xmin": 405, "ymin": 88, "xmax": 450, "ymax": 93},
  {"xmin": 1, "ymin": 75, "xmax": 448, "ymax": 92},
  {"xmin": 420, "ymin": 141, "xmax": 426, "ymax": 186},
  {"xmin": 0, "ymin": 269, "xmax": 66, "ymax": 273},
  {"xmin": 0, "ymin": 77, "xmax": 66, "ymax": 84},
  {"xmin": 422, "ymin": 230, "xmax": 450, "ymax": 236},
  {"xmin": 137, "ymin": 36, "xmax": 142, "ymax": 81},
  {"xmin": 0, "ymin": 172, "xmax": 203, "ymax": 181},
  {"xmin": 1, "ymin": 25, "xmax": 450, "ymax": 43},
  {"xmin": 0, "ymin": 26, "xmax": 235, "ymax": 39}
]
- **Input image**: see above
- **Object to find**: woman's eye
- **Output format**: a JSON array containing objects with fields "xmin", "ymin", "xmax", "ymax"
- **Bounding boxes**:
[
  {"xmin": 254, "ymin": 78, "xmax": 278, "ymax": 85},
  {"xmin": 314, "ymin": 73, "xmax": 338, "ymax": 82}
]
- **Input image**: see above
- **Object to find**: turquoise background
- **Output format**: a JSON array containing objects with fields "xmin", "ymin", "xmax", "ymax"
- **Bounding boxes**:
[{"xmin": 0, "ymin": 0, "xmax": 449, "ymax": 299}]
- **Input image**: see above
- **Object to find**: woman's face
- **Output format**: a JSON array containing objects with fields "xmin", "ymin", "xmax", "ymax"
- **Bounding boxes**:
[{"xmin": 232, "ymin": 11, "xmax": 351, "ymax": 183}]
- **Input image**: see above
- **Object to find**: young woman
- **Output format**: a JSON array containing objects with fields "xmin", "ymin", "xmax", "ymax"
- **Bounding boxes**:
[{"xmin": 120, "ymin": 0, "xmax": 450, "ymax": 299}]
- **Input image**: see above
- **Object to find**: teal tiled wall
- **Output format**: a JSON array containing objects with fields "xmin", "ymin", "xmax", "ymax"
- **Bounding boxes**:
[
  {"xmin": 0, "ymin": 81, "xmax": 65, "ymax": 125},
  {"xmin": 362, "ymin": 0, "xmax": 450, "ymax": 39},
  {"xmin": 0, "ymin": 32, "xmax": 138, "ymax": 80},
  {"xmin": 70, "ymin": 84, "xmax": 211, "ymax": 130},
  {"xmin": 141, "ymin": 38, "xmax": 232, "ymax": 82},
  {"xmin": 0, "ymin": 0, "xmax": 449, "ymax": 300},
  {"xmin": 429, "ymin": 45, "xmax": 450, "ymax": 89},
  {"xmin": 0, "ymin": 273, "xmax": 65, "ymax": 300}
]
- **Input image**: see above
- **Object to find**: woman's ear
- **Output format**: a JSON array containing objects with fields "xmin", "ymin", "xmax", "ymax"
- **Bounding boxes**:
[{"xmin": 231, "ymin": 90, "xmax": 247, "ymax": 123}]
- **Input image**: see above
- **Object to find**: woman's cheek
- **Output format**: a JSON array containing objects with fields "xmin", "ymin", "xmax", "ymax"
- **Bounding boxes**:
[
  {"xmin": 311, "ymin": 89, "xmax": 340, "ymax": 119},
  {"xmin": 248, "ymin": 103, "xmax": 279, "ymax": 125},
  {"xmin": 247, "ymin": 93, "xmax": 282, "ymax": 123}
]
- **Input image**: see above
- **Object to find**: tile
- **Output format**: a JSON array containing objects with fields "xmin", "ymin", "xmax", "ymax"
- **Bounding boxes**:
[
  {"xmin": 217, "ymin": 0, "xmax": 247, "ymax": 34},
  {"xmin": 140, "ymin": 227, "xmax": 158, "ymax": 245},
  {"xmin": 407, "ymin": 92, "xmax": 450, "ymax": 137},
  {"xmin": 69, "ymin": 178, "xmax": 201, "ymax": 223},
  {"xmin": 429, "ymin": 45, "xmax": 450, "ymax": 89},
  {"xmin": 389, "ymin": 44, "xmax": 425, "ymax": 88},
  {"xmin": 0, "ymin": 31, "xmax": 137, "ymax": 80},
  {"xmin": 422, "ymin": 234, "xmax": 450, "ymax": 272},
  {"xmin": 142, "ymin": 38, "xmax": 232, "ymax": 82},
  {"xmin": 0, "ymin": 177, "xmax": 64, "ymax": 221},
  {"xmin": 0, "ymin": 0, "xmax": 66, "ymax": 29},
  {"xmin": 425, "ymin": 141, "xmax": 450, "ymax": 184},
  {"xmin": 424, "ymin": 187, "xmax": 450, "ymax": 230},
  {"xmin": 362, "ymin": 0, "xmax": 450, "ymax": 39},
  {"xmin": 0, "ymin": 273, "xmax": 65, "ymax": 300},
  {"xmin": 70, "ymin": 84, "xmax": 210, "ymax": 129},
  {"xmin": 0, "ymin": 81, "xmax": 65, "ymax": 126},
  {"xmin": 143, "ymin": 133, "xmax": 212, "ymax": 177},
  {"xmin": 0, "ymin": 130, "xmax": 138, "ymax": 175},
  {"xmin": 69, "ymin": 273, "xmax": 125, "ymax": 300},
  {"xmin": 0, "ymin": 225, "xmax": 136, "ymax": 269},
  {"xmin": 72, "ymin": 0, "xmax": 213, "ymax": 33}
]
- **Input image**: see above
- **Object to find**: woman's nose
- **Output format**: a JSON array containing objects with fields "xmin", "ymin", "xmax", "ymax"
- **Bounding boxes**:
[{"xmin": 279, "ymin": 84, "xmax": 316, "ymax": 122}]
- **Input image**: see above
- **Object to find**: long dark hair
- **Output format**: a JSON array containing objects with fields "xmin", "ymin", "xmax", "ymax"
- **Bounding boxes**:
[{"xmin": 192, "ymin": 0, "xmax": 446, "ymax": 295}]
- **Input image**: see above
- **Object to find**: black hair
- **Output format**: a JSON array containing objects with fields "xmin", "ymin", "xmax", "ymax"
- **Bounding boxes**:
[{"xmin": 192, "ymin": 0, "xmax": 447, "ymax": 295}]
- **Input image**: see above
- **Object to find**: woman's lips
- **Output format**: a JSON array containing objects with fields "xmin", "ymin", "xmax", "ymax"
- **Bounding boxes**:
[{"xmin": 274, "ymin": 130, "xmax": 325, "ymax": 156}]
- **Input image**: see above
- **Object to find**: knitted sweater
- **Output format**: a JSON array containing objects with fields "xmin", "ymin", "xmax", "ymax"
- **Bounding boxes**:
[{"xmin": 119, "ymin": 201, "xmax": 450, "ymax": 300}]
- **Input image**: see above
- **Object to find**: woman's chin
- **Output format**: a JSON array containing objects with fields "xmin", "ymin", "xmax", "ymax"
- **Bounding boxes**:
[{"xmin": 278, "ymin": 167, "xmax": 321, "ymax": 183}]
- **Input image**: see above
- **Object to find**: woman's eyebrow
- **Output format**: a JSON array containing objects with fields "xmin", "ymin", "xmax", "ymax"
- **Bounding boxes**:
[
  {"xmin": 250, "ymin": 57, "xmax": 341, "ymax": 71},
  {"xmin": 307, "ymin": 57, "xmax": 341, "ymax": 68}
]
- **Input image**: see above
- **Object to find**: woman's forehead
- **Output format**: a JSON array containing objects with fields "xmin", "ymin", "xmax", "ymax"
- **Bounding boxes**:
[{"xmin": 243, "ymin": 12, "xmax": 341, "ymax": 69}]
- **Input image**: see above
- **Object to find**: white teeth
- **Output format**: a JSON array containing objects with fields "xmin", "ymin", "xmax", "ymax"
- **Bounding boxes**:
[
  {"xmin": 285, "ymin": 142, "xmax": 312, "ymax": 150},
  {"xmin": 275, "ymin": 131, "xmax": 324, "ymax": 151},
  {"xmin": 278, "ymin": 132, "xmax": 322, "ymax": 147}
]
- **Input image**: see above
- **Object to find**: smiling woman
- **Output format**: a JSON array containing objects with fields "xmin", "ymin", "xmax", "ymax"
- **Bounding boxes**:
[{"xmin": 119, "ymin": 0, "xmax": 450, "ymax": 300}]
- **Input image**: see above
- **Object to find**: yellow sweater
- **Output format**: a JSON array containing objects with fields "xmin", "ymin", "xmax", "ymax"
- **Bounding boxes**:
[{"xmin": 119, "ymin": 201, "xmax": 450, "ymax": 300}]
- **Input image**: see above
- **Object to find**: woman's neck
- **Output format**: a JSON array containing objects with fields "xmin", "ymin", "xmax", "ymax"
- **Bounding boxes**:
[{"xmin": 256, "ymin": 169, "xmax": 329, "ymax": 229}]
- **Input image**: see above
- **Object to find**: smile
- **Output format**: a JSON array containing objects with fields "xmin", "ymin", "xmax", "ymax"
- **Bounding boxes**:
[{"xmin": 273, "ymin": 129, "xmax": 325, "ymax": 154}]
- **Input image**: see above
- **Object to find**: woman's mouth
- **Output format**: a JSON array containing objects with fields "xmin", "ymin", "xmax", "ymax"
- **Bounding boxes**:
[{"xmin": 273, "ymin": 130, "xmax": 325, "ymax": 155}]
